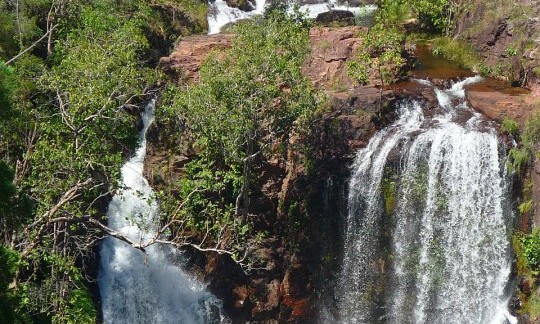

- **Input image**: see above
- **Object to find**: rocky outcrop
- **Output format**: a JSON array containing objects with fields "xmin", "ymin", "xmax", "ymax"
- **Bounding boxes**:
[
  {"xmin": 159, "ymin": 33, "xmax": 234, "ymax": 81},
  {"xmin": 160, "ymin": 26, "xmax": 367, "ymax": 88},
  {"xmin": 152, "ymin": 26, "xmax": 410, "ymax": 323},
  {"xmin": 465, "ymin": 81, "xmax": 534, "ymax": 126},
  {"xmin": 151, "ymin": 24, "xmax": 538, "ymax": 323},
  {"xmin": 303, "ymin": 26, "xmax": 367, "ymax": 89},
  {"xmin": 454, "ymin": 0, "xmax": 540, "ymax": 86},
  {"xmin": 225, "ymin": 0, "xmax": 255, "ymax": 11}
]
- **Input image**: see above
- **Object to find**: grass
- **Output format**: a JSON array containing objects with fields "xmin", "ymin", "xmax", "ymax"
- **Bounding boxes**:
[
  {"xmin": 523, "ymin": 293, "xmax": 540, "ymax": 318},
  {"xmin": 430, "ymin": 37, "xmax": 482, "ymax": 72}
]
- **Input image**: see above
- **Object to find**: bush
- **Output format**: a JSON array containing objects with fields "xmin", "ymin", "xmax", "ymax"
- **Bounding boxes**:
[
  {"xmin": 158, "ymin": 6, "xmax": 318, "ymax": 260},
  {"xmin": 518, "ymin": 230, "xmax": 540, "ymax": 275},
  {"xmin": 376, "ymin": 0, "xmax": 452, "ymax": 33},
  {"xmin": 501, "ymin": 117, "xmax": 520, "ymax": 137}
]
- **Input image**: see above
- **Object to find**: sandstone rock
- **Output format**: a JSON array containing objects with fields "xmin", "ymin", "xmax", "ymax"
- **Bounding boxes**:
[
  {"xmin": 303, "ymin": 26, "xmax": 366, "ymax": 89},
  {"xmin": 159, "ymin": 33, "xmax": 233, "ymax": 82},
  {"xmin": 232, "ymin": 285, "xmax": 249, "ymax": 308},
  {"xmin": 251, "ymin": 279, "xmax": 281, "ymax": 318},
  {"xmin": 160, "ymin": 26, "xmax": 366, "ymax": 88},
  {"xmin": 466, "ymin": 86, "xmax": 531, "ymax": 126}
]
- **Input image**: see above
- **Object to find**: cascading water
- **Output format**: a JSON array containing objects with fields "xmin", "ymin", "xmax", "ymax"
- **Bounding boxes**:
[
  {"xmin": 98, "ymin": 100, "xmax": 226, "ymax": 324},
  {"xmin": 336, "ymin": 77, "xmax": 517, "ymax": 324},
  {"xmin": 207, "ymin": 0, "xmax": 376, "ymax": 34}
]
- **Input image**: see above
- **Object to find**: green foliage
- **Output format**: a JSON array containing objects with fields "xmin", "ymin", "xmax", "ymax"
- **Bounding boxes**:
[
  {"xmin": 506, "ymin": 46, "xmax": 518, "ymax": 57},
  {"xmin": 147, "ymin": 0, "xmax": 209, "ymax": 38},
  {"xmin": 0, "ymin": 246, "xmax": 21, "ymax": 323},
  {"xmin": 377, "ymin": 0, "xmax": 452, "ymax": 33},
  {"xmin": 506, "ymin": 110, "xmax": 540, "ymax": 172},
  {"xmin": 431, "ymin": 37, "xmax": 482, "ymax": 71},
  {"xmin": 0, "ymin": 0, "xmax": 51, "ymax": 60},
  {"xmin": 522, "ymin": 292, "xmax": 540, "ymax": 318},
  {"xmin": 376, "ymin": 0, "xmax": 412, "ymax": 25},
  {"xmin": 413, "ymin": 0, "xmax": 452, "ymax": 33},
  {"xmin": 382, "ymin": 177, "xmax": 397, "ymax": 215},
  {"xmin": 60, "ymin": 288, "xmax": 97, "ymax": 324},
  {"xmin": 519, "ymin": 199, "xmax": 534, "ymax": 215},
  {"xmin": 0, "ymin": 162, "xmax": 32, "ymax": 231},
  {"xmin": 508, "ymin": 147, "xmax": 530, "ymax": 172},
  {"xmin": 517, "ymin": 230, "xmax": 540, "ymax": 275},
  {"xmin": 0, "ymin": 0, "xmax": 163, "ymax": 321},
  {"xmin": 348, "ymin": 26, "xmax": 405, "ymax": 86},
  {"xmin": 514, "ymin": 229, "xmax": 540, "ymax": 317},
  {"xmin": 501, "ymin": 117, "xmax": 520, "ymax": 136},
  {"xmin": 30, "ymin": 0, "xmax": 157, "ymax": 218},
  {"xmin": 0, "ymin": 63, "xmax": 17, "ymax": 110},
  {"xmin": 159, "ymin": 7, "xmax": 317, "ymax": 258}
]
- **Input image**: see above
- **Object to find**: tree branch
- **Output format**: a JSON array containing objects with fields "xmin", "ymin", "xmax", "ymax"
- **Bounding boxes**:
[{"xmin": 5, "ymin": 25, "xmax": 58, "ymax": 66}]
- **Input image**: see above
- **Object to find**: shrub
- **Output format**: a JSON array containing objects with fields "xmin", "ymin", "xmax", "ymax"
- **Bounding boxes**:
[
  {"xmin": 519, "ymin": 230, "xmax": 540, "ymax": 275},
  {"xmin": 501, "ymin": 117, "xmax": 520, "ymax": 137}
]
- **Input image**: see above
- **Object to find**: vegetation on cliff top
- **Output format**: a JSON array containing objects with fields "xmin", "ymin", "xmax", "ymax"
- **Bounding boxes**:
[{"xmin": 157, "ymin": 5, "xmax": 319, "ymax": 267}]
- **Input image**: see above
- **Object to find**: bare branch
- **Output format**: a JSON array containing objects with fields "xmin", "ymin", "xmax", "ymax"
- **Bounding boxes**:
[{"xmin": 5, "ymin": 24, "xmax": 58, "ymax": 66}]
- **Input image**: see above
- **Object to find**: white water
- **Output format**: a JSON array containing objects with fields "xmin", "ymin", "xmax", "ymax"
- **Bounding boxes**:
[
  {"xmin": 98, "ymin": 100, "xmax": 226, "ymax": 324},
  {"xmin": 336, "ymin": 77, "xmax": 517, "ymax": 324},
  {"xmin": 207, "ymin": 0, "xmax": 376, "ymax": 34}
]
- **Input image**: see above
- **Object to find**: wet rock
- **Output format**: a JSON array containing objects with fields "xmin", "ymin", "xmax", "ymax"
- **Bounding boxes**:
[
  {"xmin": 520, "ymin": 276, "xmax": 534, "ymax": 297},
  {"xmin": 466, "ymin": 88, "xmax": 531, "ymax": 126},
  {"xmin": 232, "ymin": 285, "xmax": 249, "ymax": 309},
  {"xmin": 315, "ymin": 10, "xmax": 355, "ymax": 27},
  {"xmin": 335, "ymin": 0, "xmax": 376, "ymax": 6},
  {"xmin": 225, "ymin": 0, "xmax": 255, "ymax": 11},
  {"xmin": 251, "ymin": 279, "xmax": 281, "ymax": 319}
]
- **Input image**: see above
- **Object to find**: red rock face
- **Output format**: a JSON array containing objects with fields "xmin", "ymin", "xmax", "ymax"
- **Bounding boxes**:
[
  {"xmin": 159, "ymin": 33, "xmax": 234, "ymax": 82},
  {"xmin": 159, "ymin": 26, "xmax": 367, "ymax": 88},
  {"xmin": 303, "ymin": 26, "xmax": 365, "ymax": 89}
]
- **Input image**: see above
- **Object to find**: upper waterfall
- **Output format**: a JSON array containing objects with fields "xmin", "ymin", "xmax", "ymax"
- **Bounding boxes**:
[
  {"xmin": 98, "ymin": 100, "xmax": 226, "ymax": 324},
  {"xmin": 207, "ymin": 0, "xmax": 377, "ymax": 34},
  {"xmin": 335, "ymin": 77, "xmax": 517, "ymax": 324}
]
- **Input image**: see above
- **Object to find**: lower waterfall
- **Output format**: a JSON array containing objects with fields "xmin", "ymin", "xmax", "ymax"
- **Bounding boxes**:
[
  {"xmin": 98, "ymin": 100, "xmax": 225, "ymax": 324},
  {"xmin": 336, "ymin": 77, "xmax": 517, "ymax": 324}
]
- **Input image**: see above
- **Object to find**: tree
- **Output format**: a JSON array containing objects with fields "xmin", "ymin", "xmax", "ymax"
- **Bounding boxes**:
[
  {"xmin": 0, "ymin": 0, "xmax": 159, "ymax": 321},
  {"xmin": 348, "ymin": 26, "xmax": 405, "ymax": 91},
  {"xmin": 157, "ymin": 6, "xmax": 318, "ymax": 267}
]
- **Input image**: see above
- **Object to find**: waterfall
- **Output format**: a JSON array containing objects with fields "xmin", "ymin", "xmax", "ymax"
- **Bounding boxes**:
[
  {"xmin": 207, "ymin": 0, "xmax": 377, "ymax": 34},
  {"xmin": 336, "ymin": 77, "xmax": 517, "ymax": 324},
  {"xmin": 98, "ymin": 100, "xmax": 226, "ymax": 324}
]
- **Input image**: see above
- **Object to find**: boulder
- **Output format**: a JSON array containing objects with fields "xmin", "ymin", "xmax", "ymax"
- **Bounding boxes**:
[
  {"xmin": 315, "ymin": 10, "xmax": 355, "ymax": 27},
  {"xmin": 225, "ymin": 0, "xmax": 255, "ymax": 11},
  {"xmin": 336, "ymin": 0, "xmax": 376, "ymax": 6}
]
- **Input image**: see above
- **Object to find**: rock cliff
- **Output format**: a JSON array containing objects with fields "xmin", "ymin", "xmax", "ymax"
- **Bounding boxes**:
[{"xmin": 148, "ymin": 25, "xmax": 534, "ymax": 323}]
